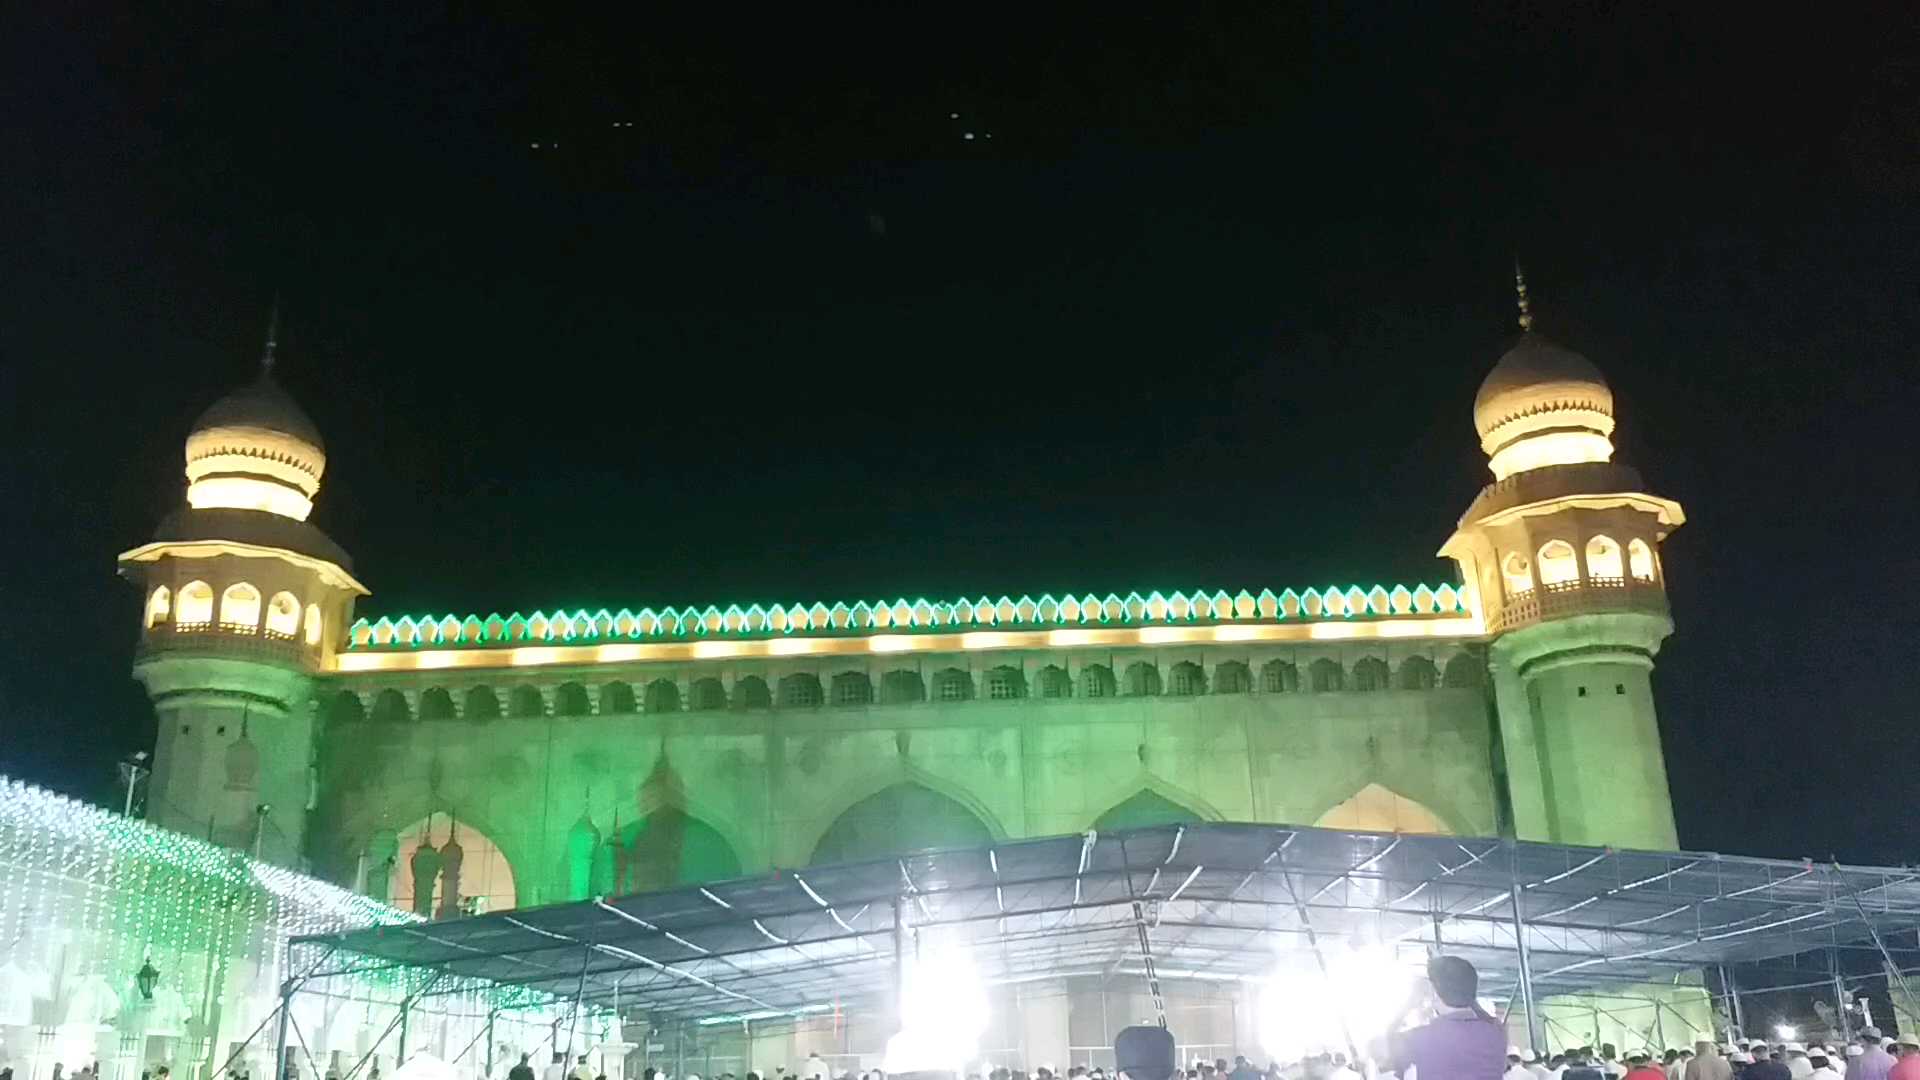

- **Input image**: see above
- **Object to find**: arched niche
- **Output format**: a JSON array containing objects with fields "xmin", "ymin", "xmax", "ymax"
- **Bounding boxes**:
[
  {"xmin": 387, "ymin": 811, "xmax": 518, "ymax": 916},
  {"xmin": 610, "ymin": 808, "xmax": 743, "ymax": 894},
  {"xmin": 1094, "ymin": 789, "xmax": 1204, "ymax": 832},
  {"xmin": 1313, "ymin": 783, "xmax": 1452, "ymax": 836},
  {"xmin": 809, "ymin": 782, "xmax": 993, "ymax": 866}
]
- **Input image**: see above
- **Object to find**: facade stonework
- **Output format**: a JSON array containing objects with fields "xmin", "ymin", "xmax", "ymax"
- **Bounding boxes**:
[{"xmin": 121, "ymin": 323, "xmax": 1686, "ymax": 919}]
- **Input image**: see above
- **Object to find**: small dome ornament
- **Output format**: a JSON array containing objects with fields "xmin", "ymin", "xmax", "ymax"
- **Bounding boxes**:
[
  {"xmin": 183, "ymin": 302, "xmax": 329, "ymax": 520},
  {"xmin": 1470, "ymin": 264, "xmax": 1618, "ymax": 480}
]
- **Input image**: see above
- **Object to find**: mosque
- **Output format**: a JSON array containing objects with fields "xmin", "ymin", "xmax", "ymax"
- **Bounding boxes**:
[{"xmin": 118, "ymin": 287, "xmax": 1686, "ymax": 934}]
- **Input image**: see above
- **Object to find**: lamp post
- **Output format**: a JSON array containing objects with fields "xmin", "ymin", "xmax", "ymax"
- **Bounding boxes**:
[{"xmin": 137, "ymin": 958, "xmax": 161, "ymax": 1001}]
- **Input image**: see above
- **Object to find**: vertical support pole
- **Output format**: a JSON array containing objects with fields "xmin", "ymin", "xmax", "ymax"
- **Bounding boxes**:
[
  {"xmin": 398, "ymin": 998, "xmax": 410, "ymax": 1063},
  {"xmin": 892, "ymin": 894, "xmax": 909, "ymax": 1024},
  {"xmin": 1830, "ymin": 863, "xmax": 1920, "ymax": 1025},
  {"xmin": 1722, "ymin": 965, "xmax": 1746, "ymax": 1041},
  {"xmin": 487, "ymin": 1010, "xmax": 498, "ymax": 1078},
  {"xmin": 275, "ymin": 983, "xmax": 294, "ymax": 1080},
  {"xmin": 1509, "ymin": 886, "xmax": 1543, "ymax": 1054},
  {"xmin": 1833, "ymin": 949, "xmax": 1854, "ymax": 1044}
]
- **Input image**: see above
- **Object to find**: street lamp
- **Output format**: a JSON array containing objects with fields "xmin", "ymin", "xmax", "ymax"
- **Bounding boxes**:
[{"xmin": 136, "ymin": 957, "xmax": 160, "ymax": 1001}]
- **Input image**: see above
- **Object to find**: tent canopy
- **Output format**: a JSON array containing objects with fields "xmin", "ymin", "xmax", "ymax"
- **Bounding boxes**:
[{"xmin": 292, "ymin": 823, "xmax": 1920, "ymax": 1024}]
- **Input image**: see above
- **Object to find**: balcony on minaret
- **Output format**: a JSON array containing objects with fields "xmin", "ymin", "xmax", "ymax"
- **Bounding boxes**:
[
  {"xmin": 1489, "ymin": 572, "xmax": 1669, "ymax": 635},
  {"xmin": 137, "ymin": 576, "xmax": 327, "ymax": 670}
]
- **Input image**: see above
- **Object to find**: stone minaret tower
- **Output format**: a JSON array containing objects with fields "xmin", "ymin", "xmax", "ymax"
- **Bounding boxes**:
[
  {"xmin": 119, "ymin": 315, "xmax": 367, "ymax": 865},
  {"xmin": 1441, "ymin": 277, "xmax": 1687, "ymax": 850}
]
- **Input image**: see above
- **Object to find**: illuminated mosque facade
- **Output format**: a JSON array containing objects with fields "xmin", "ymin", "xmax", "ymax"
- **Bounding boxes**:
[{"xmin": 118, "ymin": 298, "xmax": 1689, "ymax": 1051}]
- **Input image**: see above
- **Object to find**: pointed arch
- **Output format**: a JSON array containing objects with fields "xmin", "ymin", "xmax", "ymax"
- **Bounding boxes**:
[
  {"xmin": 689, "ymin": 677, "xmax": 728, "ymax": 711},
  {"xmin": 507, "ymin": 685, "xmax": 545, "ymax": 718},
  {"xmin": 370, "ymin": 689, "xmax": 410, "ymax": 725},
  {"xmin": 880, "ymin": 670, "xmax": 926, "ymax": 704},
  {"xmin": 553, "ymin": 682, "xmax": 591, "ymax": 717},
  {"xmin": 1124, "ymin": 661, "xmax": 1161, "ymax": 696},
  {"xmin": 1313, "ymin": 783, "xmax": 1452, "ymax": 836},
  {"xmin": 1309, "ymin": 657, "xmax": 1344, "ymax": 692},
  {"xmin": 642, "ymin": 678, "xmax": 679, "ymax": 713},
  {"xmin": 931, "ymin": 667, "xmax": 974, "ymax": 702},
  {"xmin": 1396, "ymin": 656, "xmax": 1438, "ymax": 690},
  {"xmin": 809, "ymin": 781, "xmax": 995, "ymax": 866},
  {"xmin": 1166, "ymin": 661, "xmax": 1206, "ymax": 696},
  {"xmin": 388, "ymin": 812, "xmax": 518, "ymax": 916},
  {"xmin": 732, "ymin": 675, "xmax": 772, "ymax": 710},
  {"xmin": 1093, "ymin": 789, "xmax": 1206, "ymax": 831},
  {"xmin": 1352, "ymin": 656, "xmax": 1390, "ymax": 691},
  {"xmin": 983, "ymin": 665, "xmax": 1026, "ymax": 700},
  {"xmin": 145, "ymin": 586, "xmax": 171, "ymax": 628},
  {"xmin": 1585, "ymin": 535, "xmax": 1624, "ymax": 580},
  {"xmin": 1080, "ymin": 664, "xmax": 1117, "ymax": 698},
  {"xmin": 1261, "ymin": 659, "xmax": 1298, "ymax": 693},
  {"xmin": 464, "ymin": 686, "xmax": 501, "ymax": 722},
  {"xmin": 610, "ymin": 808, "xmax": 744, "ymax": 894},
  {"xmin": 1628, "ymin": 538, "xmax": 1656, "ymax": 581},
  {"xmin": 1537, "ymin": 539, "xmax": 1579, "ymax": 586},
  {"xmin": 1212, "ymin": 660, "xmax": 1252, "ymax": 694},
  {"xmin": 778, "ymin": 672, "xmax": 823, "ymax": 708},
  {"xmin": 176, "ymin": 580, "xmax": 214, "ymax": 625},
  {"xmin": 831, "ymin": 671, "xmax": 874, "ymax": 706},
  {"xmin": 304, "ymin": 603, "xmax": 323, "ymax": 645},
  {"xmin": 323, "ymin": 690, "xmax": 365, "ymax": 727},
  {"xmin": 1442, "ymin": 652, "xmax": 1482, "ymax": 689},
  {"xmin": 1036, "ymin": 664, "xmax": 1072, "ymax": 699},
  {"xmin": 599, "ymin": 681, "xmax": 636, "ymax": 715},
  {"xmin": 418, "ymin": 687, "xmax": 456, "ymax": 721},
  {"xmin": 220, "ymin": 582, "xmax": 261, "ymax": 629},
  {"xmin": 265, "ymin": 591, "xmax": 301, "ymax": 636}
]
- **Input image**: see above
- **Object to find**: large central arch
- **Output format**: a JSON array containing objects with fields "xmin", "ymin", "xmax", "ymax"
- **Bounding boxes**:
[
  {"xmin": 1094, "ymin": 789, "xmax": 1204, "ymax": 831},
  {"xmin": 611, "ymin": 809, "xmax": 743, "ymax": 894},
  {"xmin": 809, "ymin": 783, "xmax": 994, "ymax": 866},
  {"xmin": 1313, "ymin": 783, "xmax": 1452, "ymax": 836}
]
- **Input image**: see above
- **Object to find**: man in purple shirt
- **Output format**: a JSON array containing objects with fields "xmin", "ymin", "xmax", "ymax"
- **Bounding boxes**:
[
  {"xmin": 1847, "ymin": 1031, "xmax": 1897, "ymax": 1080},
  {"xmin": 1384, "ymin": 956, "xmax": 1508, "ymax": 1080}
]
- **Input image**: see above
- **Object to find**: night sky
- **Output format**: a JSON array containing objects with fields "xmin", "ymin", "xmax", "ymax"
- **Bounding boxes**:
[{"xmin": 3, "ymin": 6, "xmax": 1916, "ymax": 863}]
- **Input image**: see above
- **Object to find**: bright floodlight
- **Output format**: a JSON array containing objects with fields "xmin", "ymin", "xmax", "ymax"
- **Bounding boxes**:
[
  {"xmin": 885, "ymin": 945, "xmax": 990, "ymax": 1075},
  {"xmin": 1776, "ymin": 1026, "xmax": 1796, "ymax": 1041},
  {"xmin": 1257, "ymin": 939, "xmax": 1417, "ymax": 1061}
]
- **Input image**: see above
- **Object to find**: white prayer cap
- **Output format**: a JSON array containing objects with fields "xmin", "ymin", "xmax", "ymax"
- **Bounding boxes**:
[
  {"xmin": 1847, "ymin": 1046, "xmax": 1864, "ymax": 1057},
  {"xmin": 1508, "ymin": 1048, "xmax": 1523, "ymax": 1058},
  {"xmin": 1786, "ymin": 1043, "xmax": 1806, "ymax": 1054}
]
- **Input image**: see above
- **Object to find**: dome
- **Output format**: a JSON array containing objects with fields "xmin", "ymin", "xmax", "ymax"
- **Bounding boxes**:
[
  {"xmin": 1471, "ymin": 332, "xmax": 1618, "ymax": 481},
  {"xmin": 184, "ymin": 371, "xmax": 328, "ymax": 521},
  {"xmin": 1472, "ymin": 332, "xmax": 1613, "ymax": 439},
  {"xmin": 192, "ymin": 372, "xmax": 325, "ymax": 450}
]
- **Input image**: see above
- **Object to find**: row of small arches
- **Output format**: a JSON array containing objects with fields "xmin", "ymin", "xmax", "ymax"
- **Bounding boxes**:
[
  {"xmin": 1501, "ymin": 535, "xmax": 1656, "ymax": 595},
  {"xmin": 146, "ymin": 582, "xmax": 322, "ymax": 644},
  {"xmin": 329, "ymin": 653, "xmax": 1482, "ymax": 724},
  {"xmin": 346, "ymin": 583, "xmax": 1469, "ymax": 649}
]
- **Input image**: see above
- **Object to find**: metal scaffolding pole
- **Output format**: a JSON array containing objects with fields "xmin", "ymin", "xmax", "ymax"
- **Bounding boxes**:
[
  {"xmin": 892, "ymin": 894, "xmax": 909, "ymax": 1024},
  {"xmin": 1832, "ymin": 949, "xmax": 1854, "ymax": 1044},
  {"xmin": 1722, "ymin": 965, "xmax": 1747, "ymax": 1041},
  {"xmin": 1510, "ymin": 859, "xmax": 1544, "ymax": 1053},
  {"xmin": 274, "ymin": 983, "xmax": 294, "ymax": 1080}
]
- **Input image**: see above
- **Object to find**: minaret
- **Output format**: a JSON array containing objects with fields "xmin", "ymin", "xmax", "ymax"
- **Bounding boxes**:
[
  {"xmin": 1440, "ymin": 272, "xmax": 1687, "ymax": 850},
  {"xmin": 118, "ymin": 310, "xmax": 368, "ymax": 866}
]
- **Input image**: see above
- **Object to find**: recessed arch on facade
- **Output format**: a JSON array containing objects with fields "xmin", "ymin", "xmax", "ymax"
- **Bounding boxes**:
[
  {"xmin": 931, "ymin": 667, "xmax": 974, "ymax": 702},
  {"xmin": 1081, "ymin": 664, "xmax": 1117, "ymax": 698},
  {"xmin": 1166, "ymin": 661, "xmax": 1206, "ymax": 696},
  {"xmin": 778, "ymin": 672, "xmax": 823, "ymax": 708},
  {"xmin": 608, "ymin": 807, "xmax": 744, "ymax": 895},
  {"xmin": 553, "ymin": 682, "xmax": 592, "ymax": 717},
  {"xmin": 831, "ymin": 671, "xmax": 874, "ymax": 706},
  {"xmin": 324, "ymin": 690, "xmax": 364, "ymax": 726},
  {"xmin": 1093, "ymin": 788, "xmax": 1206, "ymax": 831},
  {"xmin": 418, "ymin": 687, "xmax": 456, "ymax": 721},
  {"xmin": 1313, "ymin": 783, "xmax": 1452, "ymax": 836},
  {"xmin": 881, "ymin": 670, "xmax": 926, "ymax": 704},
  {"xmin": 1213, "ymin": 660, "xmax": 1251, "ymax": 694},
  {"xmin": 1396, "ymin": 655, "xmax": 1438, "ymax": 690},
  {"xmin": 464, "ymin": 686, "xmax": 501, "ymax": 722},
  {"xmin": 1036, "ymin": 665, "xmax": 1072, "ymax": 699},
  {"xmin": 983, "ymin": 665, "xmax": 1025, "ymax": 700},
  {"xmin": 1442, "ymin": 652, "xmax": 1480, "ymax": 688},
  {"xmin": 220, "ymin": 581, "xmax": 261, "ymax": 629},
  {"xmin": 508, "ymin": 685, "xmax": 545, "ymax": 718},
  {"xmin": 642, "ymin": 678, "xmax": 679, "ymax": 713},
  {"xmin": 600, "ymin": 681, "xmax": 636, "ymax": 715},
  {"xmin": 370, "ymin": 688, "xmax": 411, "ymax": 725},
  {"xmin": 689, "ymin": 677, "xmax": 727, "ymax": 711},
  {"xmin": 1352, "ymin": 657, "xmax": 1390, "ymax": 691},
  {"xmin": 1309, "ymin": 657, "xmax": 1344, "ymax": 692},
  {"xmin": 809, "ymin": 781, "xmax": 996, "ymax": 867},
  {"xmin": 1261, "ymin": 659, "xmax": 1298, "ymax": 693},
  {"xmin": 1124, "ymin": 662, "xmax": 1161, "ymax": 696},
  {"xmin": 388, "ymin": 812, "xmax": 518, "ymax": 917},
  {"xmin": 732, "ymin": 675, "xmax": 772, "ymax": 710},
  {"xmin": 145, "ymin": 586, "xmax": 171, "ymax": 628}
]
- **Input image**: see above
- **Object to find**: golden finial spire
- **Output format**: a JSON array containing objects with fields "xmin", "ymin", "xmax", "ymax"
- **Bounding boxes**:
[{"xmin": 1513, "ymin": 261, "xmax": 1533, "ymax": 332}]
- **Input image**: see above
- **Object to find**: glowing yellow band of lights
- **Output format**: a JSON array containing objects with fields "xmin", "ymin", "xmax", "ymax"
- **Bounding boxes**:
[
  {"xmin": 330, "ymin": 616, "xmax": 1486, "ymax": 673},
  {"xmin": 118, "ymin": 540, "xmax": 370, "ymax": 595}
]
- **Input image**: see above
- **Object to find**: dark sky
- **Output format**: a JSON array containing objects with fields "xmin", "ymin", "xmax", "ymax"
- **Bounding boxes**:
[{"xmin": 2, "ymin": 5, "xmax": 1916, "ymax": 863}]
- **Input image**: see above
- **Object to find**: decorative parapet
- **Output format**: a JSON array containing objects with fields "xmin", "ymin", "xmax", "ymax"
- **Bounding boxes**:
[
  {"xmin": 344, "ymin": 584, "xmax": 1473, "ymax": 652},
  {"xmin": 1487, "ymin": 577, "xmax": 1669, "ymax": 635},
  {"xmin": 138, "ymin": 619, "xmax": 318, "ymax": 668}
]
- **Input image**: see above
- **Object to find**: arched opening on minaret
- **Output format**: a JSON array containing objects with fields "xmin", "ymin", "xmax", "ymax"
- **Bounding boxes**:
[
  {"xmin": 175, "ymin": 580, "xmax": 214, "ymax": 625},
  {"xmin": 265, "ymin": 591, "xmax": 300, "ymax": 636},
  {"xmin": 219, "ymin": 582, "xmax": 261, "ymax": 630},
  {"xmin": 810, "ymin": 783, "xmax": 993, "ymax": 866},
  {"xmin": 1586, "ymin": 535, "xmax": 1624, "ymax": 580},
  {"xmin": 1314, "ymin": 784, "xmax": 1451, "ymax": 836},
  {"xmin": 1502, "ymin": 552, "xmax": 1533, "ymax": 596},
  {"xmin": 145, "ymin": 586, "xmax": 171, "ymax": 628},
  {"xmin": 387, "ymin": 812, "xmax": 517, "ymax": 916},
  {"xmin": 1628, "ymin": 538, "xmax": 1657, "ymax": 581},
  {"xmin": 1536, "ymin": 540, "xmax": 1580, "ymax": 586},
  {"xmin": 304, "ymin": 602, "xmax": 322, "ymax": 644}
]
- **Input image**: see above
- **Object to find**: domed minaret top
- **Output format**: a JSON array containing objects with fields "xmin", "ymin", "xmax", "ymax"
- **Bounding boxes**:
[
  {"xmin": 184, "ymin": 306, "xmax": 328, "ymax": 521},
  {"xmin": 1470, "ymin": 267, "xmax": 1617, "ymax": 480}
]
